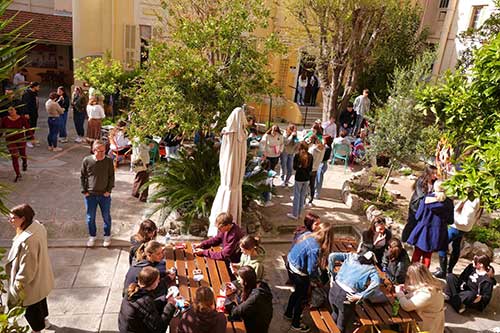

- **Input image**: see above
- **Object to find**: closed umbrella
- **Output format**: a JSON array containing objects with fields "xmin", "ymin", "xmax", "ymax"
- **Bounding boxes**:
[{"xmin": 207, "ymin": 107, "xmax": 247, "ymax": 236}]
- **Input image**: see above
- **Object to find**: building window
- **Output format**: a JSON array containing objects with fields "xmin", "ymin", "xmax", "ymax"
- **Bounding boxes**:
[
  {"xmin": 438, "ymin": 10, "xmax": 447, "ymax": 21},
  {"xmin": 439, "ymin": 0, "xmax": 450, "ymax": 8},
  {"xmin": 470, "ymin": 6, "xmax": 484, "ymax": 29}
]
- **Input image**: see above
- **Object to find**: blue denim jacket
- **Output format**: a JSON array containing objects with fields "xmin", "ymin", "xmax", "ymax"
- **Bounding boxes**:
[
  {"xmin": 328, "ymin": 252, "xmax": 380, "ymax": 299},
  {"xmin": 287, "ymin": 236, "xmax": 320, "ymax": 276}
]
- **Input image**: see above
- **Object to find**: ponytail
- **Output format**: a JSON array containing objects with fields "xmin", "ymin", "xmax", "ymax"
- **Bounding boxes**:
[{"xmin": 127, "ymin": 282, "xmax": 141, "ymax": 299}]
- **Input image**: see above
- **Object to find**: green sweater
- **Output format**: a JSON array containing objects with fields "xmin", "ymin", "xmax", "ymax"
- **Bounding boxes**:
[{"xmin": 80, "ymin": 156, "xmax": 115, "ymax": 194}]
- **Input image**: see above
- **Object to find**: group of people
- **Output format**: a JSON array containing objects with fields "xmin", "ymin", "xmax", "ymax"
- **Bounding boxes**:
[{"xmin": 119, "ymin": 213, "xmax": 272, "ymax": 333}]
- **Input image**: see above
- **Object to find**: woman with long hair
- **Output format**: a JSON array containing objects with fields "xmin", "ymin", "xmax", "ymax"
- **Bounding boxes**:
[
  {"xmin": 86, "ymin": 95, "xmax": 105, "ymax": 143},
  {"xmin": 6, "ymin": 204, "xmax": 54, "ymax": 333},
  {"xmin": 293, "ymin": 212, "xmax": 321, "ymax": 242},
  {"xmin": 287, "ymin": 141, "xmax": 313, "ymax": 220},
  {"xmin": 381, "ymin": 238, "xmax": 410, "ymax": 284},
  {"xmin": 118, "ymin": 266, "xmax": 177, "ymax": 333},
  {"xmin": 129, "ymin": 219, "xmax": 158, "ymax": 265},
  {"xmin": 306, "ymin": 135, "xmax": 325, "ymax": 207},
  {"xmin": 360, "ymin": 216, "xmax": 392, "ymax": 265},
  {"xmin": 396, "ymin": 263, "xmax": 445, "ymax": 333},
  {"xmin": 402, "ymin": 165, "xmax": 438, "ymax": 242},
  {"xmin": 280, "ymin": 124, "xmax": 298, "ymax": 186},
  {"xmin": 285, "ymin": 222, "xmax": 335, "ymax": 331},
  {"xmin": 178, "ymin": 286, "xmax": 226, "ymax": 333},
  {"xmin": 0, "ymin": 106, "xmax": 30, "ymax": 182},
  {"xmin": 56, "ymin": 86, "xmax": 70, "ymax": 143},
  {"xmin": 227, "ymin": 266, "xmax": 273, "ymax": 333},
  {"xmin": 232, "ymin": 235, "xmax": 266, "ymax": 282},
  {"xmin": 407, "ymin": 180, "xmax": 454, "ymax": 268},
  {"xmin": 327, "ymin": 247, "xmax": 380, "ymax": 333},
  {"xmin": 260, "ymin": 124, "xmax": 284, "ymax": 171}
]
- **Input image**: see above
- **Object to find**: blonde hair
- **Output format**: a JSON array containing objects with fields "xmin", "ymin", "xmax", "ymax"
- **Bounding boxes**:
[
  {"xmin": 136, "ymin": 240, "xmax": 163, "ymax": 262},
  {"xmin": 127, "ymin": 266, "xmax": 159, "ymax": 299},
  {"xmin": 404, "ymin": 263, "xmax": 442, "ymax": 292},
  {"xmin": 433, "ymin": 180, "xmax": 447, "ymax": 202},
  {"xmin": 301, "ymin": 222, "xmax": 335, "ymax": 269},
  {"xmin": 215, "ymin": 212, "xmax": 233, "ymax": 228},
  {"xmin": 193, "ymin": 286, "xmax": 215, "ymax": 313}
]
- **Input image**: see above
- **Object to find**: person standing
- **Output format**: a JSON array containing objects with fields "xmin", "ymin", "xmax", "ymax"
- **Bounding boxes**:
[
  {"xmin": 321, "ymin": 115, "xmax": 337, "ymax": 140},
  {"xmin": 260, "ymin": 124, "xmax": 284, "ymax": 171},
  {"xmin": 71, "ymin": 86, "xmax": 87, "ymax": 143},
  {"xmin": 56, "ymin": 86, "xmax": 70, "ymax": 143},
  {"xmin": 314, "ymin": 136, "xmax": 332, "ymax": 198},
  {"xmin": 297, "ymin": 72, "xmax": 308, "ymax": 106},
  {"xmin": 280, "ymin": 124, "xmax": 298, "ymax": 187},
  {"xmin": 407, "ymin": 180, "xmax": 454, "ymax": 268},
  {"xmin": 12, "ymin": 69, "xmax": 28, "ymax": 90},
  {"xmin": 86, "ymin": 96, "xmax": 105, "ymax": 143},
  {"xmin": 21, "ymin": 81, "xmax": 40, "ymax": 148},
  {"xmin": 45, "ymin": 92, "xmax": 64, "ymax": 152},
  {"xmin": 309, "ymin": 74, "xmax": 319, "ymax": 106},
  {"xmin": 0, "ymin": 106, "xmax": 30, "ymax": 182},
  {"xmin": 81, "ymin": 140, "xmax": 115, "ymax": 247},
  {"xmin": 433, "ymin": 198, "xmax": 482, "ymax": 278},
  {"xmin": 353, "ymin": 89, "xmax": 370, "ymax": 136},
  {"xmin": 306, "ymin": 136, "xmax": 325, "ymax": 207},
  {"xmin": 287, "ymin": 142, "xmax": 313, "ymax": 220},
  {"xmin": 6, "ymin": 204, "xmax": 54, "ymax": 333},
  {"xmin": 2, "ymin": 86, "xmax": 23, "ymax": 118},
  {"xmin": 131, "ymin": 137, "xmax": 152, "ymax": 202}
]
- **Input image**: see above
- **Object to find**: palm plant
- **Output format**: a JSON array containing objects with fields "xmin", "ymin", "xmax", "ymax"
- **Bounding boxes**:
[
  {"xmin": 0, "ymin": 0, "xmax": 34, "ymax": 215},
  {"xmin": 148, "ymin": 142, "xmax": 269, "ymax": 233}
]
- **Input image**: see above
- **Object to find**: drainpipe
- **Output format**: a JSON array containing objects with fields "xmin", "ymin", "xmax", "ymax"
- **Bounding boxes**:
[{"xmin": 433, "ymin": 0, "xmax": 459, "ymax": 76}]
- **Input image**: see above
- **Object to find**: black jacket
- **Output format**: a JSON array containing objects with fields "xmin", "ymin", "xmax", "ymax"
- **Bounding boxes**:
[
  {"xmin": 458, "ymin": 263, "xmax": 496, "ymax": 311},
  {"xmin": 58, "ymin": 94, "xmax": 70, "ymax": 113},
  {"xmin": 118, "ymin": 288, "xmax": 176, "ymax": 333},
  {"xmin": 339, "ymin": 109, "xmax": 356, "ymax": 128},
  {"xmin": 123, "ymin": 260, "xmax": 169, "ymax": 297},
  {"xmin": 21, "ymin": 88, "xmax": 38, "ymax": 117},
  {"xmin": 293, "ymin": 153, "xmax": 313, "ymax": 182},
  {"xmin": 382, "ymin": 248, "xmax": 410, "ymax": 284},
  {"xmin": 228, "ymin": 281, "xmax": 273, "ymax": 333}
]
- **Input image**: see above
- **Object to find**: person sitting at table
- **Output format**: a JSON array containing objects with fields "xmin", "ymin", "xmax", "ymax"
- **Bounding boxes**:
[
  {"xmin": 395, "ymin": 263, "xmax": 444, "ymax": 333},
  {"xmin": 360, "ymin": 216, "xmax": 392, "ymax": 265},
  {"xmin": 382, "ymin": 238, "xmax": 410, "ymax": 285},
  {"xmin": 129, "ymin": 219, "xmax": 158, "ymax": 265},
  {"xmin": 194, "ymin": 212, "xmax": 244, "ymax": 264},
  {"xmin": 119, "ymin": 266, "xmax": 177, "ymax": 333},
  {"xmin": 178, "ymin": 286, "xmax": 226, "ymax": 333},
  {"xmin": 226, "ymin": 266, "xmax": 273, "ymax": 333},
  {"xmin": 231, "ymin": 235, "xmax": 266, "ymax": 285},
  {"xmin": 123, "ymin": 241, "xmax": 175, "ymax": 297},
  {"xmin": 327, "ymin": 247, "xmax": 381, "ymax": 333},
  {"xmin": 285, "ymin": 222, "xmax": 336, "ymax": 332},
  {"xmin": 109, "ymin": 120, "xmax": 132, "ymax": 155},
  {"xmin": 444, "ymin": 254, "xmax": 497, "ymax": 314}
]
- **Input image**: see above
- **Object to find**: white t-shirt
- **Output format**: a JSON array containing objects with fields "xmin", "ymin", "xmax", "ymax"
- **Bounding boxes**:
[
  {"xmin": 86, "ymin": 104, "xmax": 105, "ymax": 119},
  {"xmin": 322, "ymin": 121, "xmax": 337, "ymax": 138}
]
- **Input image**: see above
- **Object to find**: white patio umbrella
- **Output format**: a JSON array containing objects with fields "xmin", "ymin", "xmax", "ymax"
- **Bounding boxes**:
[{"xmin": 207, "ymin": 106, "xmax": 248, "ymax": 236}]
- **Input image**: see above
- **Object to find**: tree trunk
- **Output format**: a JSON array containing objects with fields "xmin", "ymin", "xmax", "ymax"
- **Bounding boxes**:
[
  {"xmin": 321, "ymin": 89, "xmax": 332, "ymax": 122},
  {"xmin": 378, "ymin": 162, "xmax": 394, "ymax": 201}
]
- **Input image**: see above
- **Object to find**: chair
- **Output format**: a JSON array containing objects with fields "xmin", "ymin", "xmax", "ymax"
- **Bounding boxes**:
[
  {"xmin": 110, "ymin": 147, "xmax": 132, "ymax": 170},
  {"xmin": 331, "ymin": 143, "xmax": 351, "ymax": 173}
]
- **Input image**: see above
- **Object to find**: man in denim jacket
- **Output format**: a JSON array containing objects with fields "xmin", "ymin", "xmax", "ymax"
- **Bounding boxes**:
[{"xmin": 328, "ymin": 249, "xmax": 380, "ymax": 333}]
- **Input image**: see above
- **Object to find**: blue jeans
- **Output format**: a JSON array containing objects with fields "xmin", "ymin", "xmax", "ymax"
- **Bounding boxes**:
[
  {"xmin": 166, "ymin": 145, "xmax": 179, "ymax": 161},
  {"xmin": 292, "ymin": 181, "xmax": 309, "ymax": 217},
  {"xmin": 354, "ymin": 114, "xmax": 364, "ymax": 136},
  {"xmin": 47, "ymin": 117, "xmax": 60, "ymax": 148},
  {"xmin": 315, "ymin": 162, "xmax": 328, "ymax": 197},
  {"xmin": 59, "ymin": 111, "xmax": 69, "ymax": 138},
  {"xmin": 73, "ymin": 110, "xmax": 85, "ymax": 137},
  {"xmin": 84, "ymin": 194, "xmax": 112, "ymax": 237},
  {"xmin": 438, "ymin": 226, "xmax": 464, "ymax": 273},
  {"xmin": 280, "ymin": 152, "xmax": 294, "ymax": 184}
]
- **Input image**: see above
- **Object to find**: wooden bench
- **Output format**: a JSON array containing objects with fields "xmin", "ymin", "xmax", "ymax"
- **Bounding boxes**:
[
  {"xmin": 310, "ymin": 307, "xmax": 341, "ymax": 333},
  {"xmin": 165, "ymin": 242, "xmax": 245, "ymax": 333}
]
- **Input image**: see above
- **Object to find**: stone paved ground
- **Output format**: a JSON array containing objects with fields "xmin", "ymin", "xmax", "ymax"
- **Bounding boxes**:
[{"xmin": 1, "ymin": 95, "xmax": 498, "ymax": 332}]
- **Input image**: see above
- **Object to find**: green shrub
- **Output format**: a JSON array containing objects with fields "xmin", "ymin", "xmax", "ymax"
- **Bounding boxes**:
[
  {"xmin": 148, "ymin": 142, "xmax": 269, "ymax": 232},
  {"xmin": 370, "ymin": 166, "xmax": 387, "ymax": 178},
  {"xmin": 467, "ymin": 218, "xmax": 500, "ymax": 248}
]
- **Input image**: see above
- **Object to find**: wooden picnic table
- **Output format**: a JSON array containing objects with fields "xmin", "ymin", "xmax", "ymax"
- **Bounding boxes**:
[
  {"xmin": 310, "ymin": 238, "xmax": 422, "ymax": 333},
  {"xmin": 165, "ymin": 241, "xmax": 246, "ymax": 333}
]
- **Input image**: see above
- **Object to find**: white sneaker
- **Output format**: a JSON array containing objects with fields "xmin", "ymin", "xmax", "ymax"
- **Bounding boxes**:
[
  {"xmin": 103, "ymin": 236, "xmax": 112, "ymax": 247},
  {"xmin": 44, "ymin": 318, "xmax": 51, "ymax": 329},
  {"xmin": 26, "ymin": 142, "xmax": 34, "ymax": 148},
  {"xmin": 264, "ymin": 201, "xmax": 275, "ymax": 207},
  {"xmin": 287, "ymin": 213, "xmax": 298, "ymax": 220},
  {"xmin": 59, "ymin": 137, "xmax": 68, "ymax": 143},
  {"xmin": 75, "ymin": 136, "xmax": 83, "ymax": 143},
  {"xmin": 305, "ymin": 202, "xmax": 313, "ymax": 208},
  {"xmin": 53, "ymin": 147, "xmax": 63, "ymax": 152},
  {"xmin": 87, "ymin": 237, "xmax": 96, "ymax": 247}
]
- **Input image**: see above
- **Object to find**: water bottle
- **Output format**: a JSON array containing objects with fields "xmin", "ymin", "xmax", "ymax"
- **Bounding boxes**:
[{"xmin": 392, "ymin": 298, "xmax": 400, "ymax": 317}]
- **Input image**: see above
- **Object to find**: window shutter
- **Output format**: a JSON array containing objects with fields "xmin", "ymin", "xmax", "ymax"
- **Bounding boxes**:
[{"xmin": 124, "ymin": 24, "xmax": 139, "ymax": 67}]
